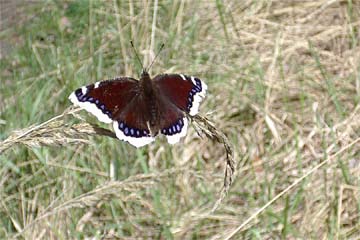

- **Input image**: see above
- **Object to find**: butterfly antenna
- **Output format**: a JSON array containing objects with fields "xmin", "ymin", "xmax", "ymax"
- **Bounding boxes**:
[
  {"xmin": 130, "ymin": 41, "xmax": 145, "ymax": 70},
  {"xmin": 147, "ymin": 43, "xmax": 165, "ymax": 71}
]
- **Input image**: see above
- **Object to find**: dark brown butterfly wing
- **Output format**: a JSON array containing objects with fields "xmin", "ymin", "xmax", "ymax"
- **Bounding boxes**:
[
  {"xmin": 152, "ymin": 74, "xmax": 207, "ymax": 116},
  {"xmin": 69, "ymin": 77, "xmax": 138, "ymax": 123},
  {"xmin": 152, "ymin": 74, "xmax": 207, "ymax": 144}
]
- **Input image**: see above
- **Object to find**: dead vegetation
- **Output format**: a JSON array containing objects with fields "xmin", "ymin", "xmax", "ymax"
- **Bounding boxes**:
[{"xmin": 1, "ymin": 0, "xmax": 360, "ymax": 239}]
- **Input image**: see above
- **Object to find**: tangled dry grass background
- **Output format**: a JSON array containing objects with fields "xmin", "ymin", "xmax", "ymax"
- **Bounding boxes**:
[{"xmin": 1, "ymin": 0, "xmax": 360, "ymax": 239}]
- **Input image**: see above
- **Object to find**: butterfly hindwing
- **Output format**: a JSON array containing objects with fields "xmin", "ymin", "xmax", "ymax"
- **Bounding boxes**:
[
  {"xmin": 155, "ymin": 94, "xmax": 188, "ymax": 144},
  {"xmin": 161, "ymin": 116, "xmax": 189, "ymax": 144},
  {"xmin": 113, "ymin": 92, "xmax": 188, "ymax": 146},
  {"xmin": 112, "ymin": 93, "xmax": 155, "ymax": 148}
]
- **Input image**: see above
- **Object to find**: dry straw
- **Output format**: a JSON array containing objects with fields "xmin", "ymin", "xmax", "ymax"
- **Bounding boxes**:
[
  {"xmin": 0, "ymin": 107, "xmax": 235, "ymax": 211},
  {"xmin": 0, "ymin": 107, "xmax": 115, "ymax": 154},
  {"xmin": 3, "ymin": 0, "xmax": 360, "ymax": 238},
  {"xmin": 12, "ymin": 167, "xmax": 190, "ymax": 238}
]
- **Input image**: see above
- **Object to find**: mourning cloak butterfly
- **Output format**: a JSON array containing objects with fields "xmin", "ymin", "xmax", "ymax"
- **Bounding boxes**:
[
  {"xmin": 69, "ymin": 71, "xmax": 207, "ymax": 147},
  {"xmin": 69, "ymin": 47, "xmax": 206, "ymax": 148}
]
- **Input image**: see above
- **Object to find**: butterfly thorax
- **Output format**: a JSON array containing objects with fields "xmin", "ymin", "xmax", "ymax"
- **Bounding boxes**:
[
  {"xmin": 139, "ymin": 70, "xmax": 158, "ymax": 130},
  {"xmin": 139, "ymin": 71, "xmax": 154, "ymax": 96}
]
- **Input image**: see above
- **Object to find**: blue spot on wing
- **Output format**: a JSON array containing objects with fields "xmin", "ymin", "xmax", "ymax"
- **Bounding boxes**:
[
  {"xmin": 116, "ymin": 121, "xmax": 150, "ymax": 138},
  {"xmin": 185, "ymin": 76, "xmax": 203, "ymax": 112},
  {"xmin": 161, "ymin": 118, "xmax": 185, "ymax": 136}
]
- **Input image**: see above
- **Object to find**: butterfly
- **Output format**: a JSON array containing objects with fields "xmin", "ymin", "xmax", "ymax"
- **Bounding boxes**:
[
  {"xmin": 68, "ymin": 71, "xmax": 207, "ymax": 147},
  {"xmin": 69, "ymin": 70, "xmax": 207, "ymax": 148},
  {"xmin": 69, "ymin": 43, "xmax": 206, "ymax": 148}
]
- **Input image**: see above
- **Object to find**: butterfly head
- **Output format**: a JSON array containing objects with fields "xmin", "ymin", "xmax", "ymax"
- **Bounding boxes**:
[
  {"xmin": 141, "ymin": 69, "xmax": 150, "ymax": 78},
  {"xmin": 130, "ymin": 41, "xmax": 164, "ymax": 79},
  {"xmin": 141, "ymin": 69, "xmax": 152, "ymax": 86}
]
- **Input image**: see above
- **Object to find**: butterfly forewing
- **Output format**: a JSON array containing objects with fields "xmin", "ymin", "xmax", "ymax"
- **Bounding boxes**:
[
  {"xmin": 69, "ymin": 77, "xmax": 138, "ymax": 123},
  {"xmin": 153, "ymin": 74, "xmax": 207, "ymax": 116}
]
